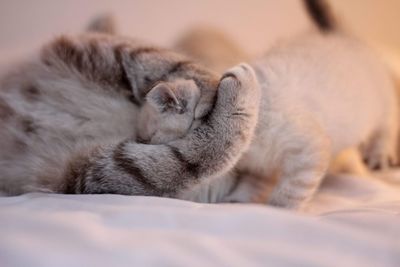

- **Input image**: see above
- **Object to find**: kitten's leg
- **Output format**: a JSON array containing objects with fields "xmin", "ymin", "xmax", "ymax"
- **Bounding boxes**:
[
  {"xmin": 182, "ymin": 171, "xmax": 264, "ymax": 204},
  {"xmin": 221, "ymin": 172, "xmax": 263, "ymax": 203},
  {"xmin": 362, "ymin": 126, "xmax": 399, "ymax": 170},
  {"xmin": 363, "ymin": 84, "xmax": 399, "ymax": 170},
  {"xmin": 179, "ymin": 171, "xmax": 241, "ymax": 203},
  {"xmin": 268, "ymin": 118, "xmax": 331, "ymax": 209},
  {"xmin": 59, "ymin": 63, "xmax": 261, "ymax": 197}
]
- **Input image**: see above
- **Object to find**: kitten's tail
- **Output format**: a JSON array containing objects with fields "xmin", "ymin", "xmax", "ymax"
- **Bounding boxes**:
[{"xmin": 303, "ymin": 0, "xmax": 336, "ymax": 32}]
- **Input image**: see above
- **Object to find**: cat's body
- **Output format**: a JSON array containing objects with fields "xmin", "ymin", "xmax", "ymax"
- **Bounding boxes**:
[
  {"xmin": 154, "ymin": 0, "xmax": 399, "ymax": 208},
  {"xmin": 238, "ymin": 33, "xmax": 397, "ymax": 207},
  {"xmin": 0, "ymin": 32, "xmax": 261, "ymax": 197},
  {"xmin": 147, "ymin": 31, "xmax": 398, "ymax": 208}
]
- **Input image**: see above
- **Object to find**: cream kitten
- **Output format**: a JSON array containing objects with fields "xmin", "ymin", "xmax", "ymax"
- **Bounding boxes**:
[
  {"xmin": 220, "ymin": 38, "xmax": 395, "ymax": 207},
  {"xmin": 240, "ymin": 33, "xmax": 398, "ymax": 208},
  {"xmin": 144, "ymin": 0, "xmax": 399, "ymax": 208}
]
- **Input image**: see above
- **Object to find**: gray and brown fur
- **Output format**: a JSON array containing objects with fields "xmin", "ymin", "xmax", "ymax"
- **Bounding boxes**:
[{"xmin": 0, "ymin": 27, "xmax": 261, "ymax": 197}]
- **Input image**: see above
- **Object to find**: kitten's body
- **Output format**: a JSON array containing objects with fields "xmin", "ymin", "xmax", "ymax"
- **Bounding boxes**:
[
  {"xmin": 0, "ymin": 31, "xmax": 261, "ymax": 197},
  {"xmin": 162, "ymin": 1, "xmax": 399, "ymax": 208},
  {"xmin": 0, "ymin": 47, "xmax": 139, "ymax": 194},
  {"xmin": 160, "ymin": 32, "xmax": 398, "ymax": 208},
  {"xmin": 239, "ymin": 33, "xmax": 397, "ymax": 207}
]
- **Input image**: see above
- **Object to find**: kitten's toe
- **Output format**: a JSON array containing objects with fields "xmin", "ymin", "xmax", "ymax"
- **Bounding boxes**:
[
  {"xmin": 222, "ymin": 63, "xmax": 257, "ymax": 90},
  {"xmin": 220, "ymin": 63, "xmax": 261, "ymax": 109},
  {"xmin": 364, "ymin": 147, "xmax": 394, "ymax": 170},
  {"xmin": 362, "ymin": 130, "xmax": 398, "ymax": 170}
]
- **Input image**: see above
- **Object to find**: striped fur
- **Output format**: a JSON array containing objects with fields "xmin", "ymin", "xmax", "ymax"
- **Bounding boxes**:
[{"xmin": 0, "ymin": 32, "xmax": 261, "ymax": 197}]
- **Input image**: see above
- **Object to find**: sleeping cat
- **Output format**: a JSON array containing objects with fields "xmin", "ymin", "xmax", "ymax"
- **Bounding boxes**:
[
  {"xmin": 140, "ymin": 0, "xmax": 399, "ymax": 208},
  {"xmin": 0, "ymin": 22, "xmax": 261, "ymax": 197}
]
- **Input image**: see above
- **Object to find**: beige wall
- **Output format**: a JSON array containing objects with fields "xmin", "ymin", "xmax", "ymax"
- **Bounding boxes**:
[
  {"xmin": 0, "ymin": 0, "xmax": 309, "ymax": 53},
  {"xmin": 333, "ymin": 0, "xmax": 400, "ymax": 49},
  {"xmin": 0, "ymin": 0, "xmax": 399, "ymax": 70},
  {"xmin": 332, "ymin": 0, "xmax": 400, "ymax": 72}
]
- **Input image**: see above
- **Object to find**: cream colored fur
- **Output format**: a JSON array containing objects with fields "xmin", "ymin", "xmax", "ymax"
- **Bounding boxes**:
[
  {"xmin": 228, "ymin": 33, "xmax": 398, "ymax": 208},
  {"xmin": 172, "ymin": 32, "xmax": 399, "ymax": 209}
]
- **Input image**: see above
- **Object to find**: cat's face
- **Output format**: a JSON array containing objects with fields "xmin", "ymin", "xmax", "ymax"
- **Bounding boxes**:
[{"xmin": 137, "ymin": 79, "xmax": 200, "ymax": 144}]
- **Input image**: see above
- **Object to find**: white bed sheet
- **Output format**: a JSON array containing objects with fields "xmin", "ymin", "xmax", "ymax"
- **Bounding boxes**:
[{"xmin": 1, "ymin": 171, "xmax": 400, "ymax": 267}]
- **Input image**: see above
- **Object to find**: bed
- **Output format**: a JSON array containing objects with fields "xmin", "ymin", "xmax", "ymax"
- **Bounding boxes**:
[
  {"xmin": 1, "ymin": 171, "xmax": 400, "ymax": 267},
  {"xmin": 1, "ymin": 6, "xmax": 400, "ymax": 265}
]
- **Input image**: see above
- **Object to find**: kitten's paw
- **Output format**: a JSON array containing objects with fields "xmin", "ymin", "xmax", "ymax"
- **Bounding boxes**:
[
  {"xmin": 218, "ymin": 63, "xmax": 261, "ymax": 117},
  {"xmin": 362, "ymin": 136, "xmax": 398, "ymax": 170},
  {"xmin": 364, "ymin": 146, "xmax": 397, "ymax": 170}
]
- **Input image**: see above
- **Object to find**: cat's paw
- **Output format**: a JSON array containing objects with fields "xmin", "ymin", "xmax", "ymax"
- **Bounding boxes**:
[
  {"xmin": 363, "ymin": 142, "xmax": 397, "ymax": 170},
  {"xmin": 362, "ymin": 134, "xmax": 398, "ymax": 170},
  {"xmin": 217, "ymin": 63, "xmax": 261, "ymax": 117}
]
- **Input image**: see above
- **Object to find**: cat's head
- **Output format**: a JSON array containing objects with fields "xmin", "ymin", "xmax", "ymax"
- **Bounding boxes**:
[
  {"xmin": 39, "ymin": 15, "xmax": 219, "ymax": 143},
  {"xmin": 136, "ymin": 79, "xmax": 200, "ymax": 144},
  {"xmin": 83, "ymin": 14, "xmax": 218, "ymax": 120}
]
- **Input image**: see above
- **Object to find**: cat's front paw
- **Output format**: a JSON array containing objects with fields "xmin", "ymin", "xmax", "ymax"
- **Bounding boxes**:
[{"xmin": 218, "ymin": 63, "xmax": 261, "ymax": 118}]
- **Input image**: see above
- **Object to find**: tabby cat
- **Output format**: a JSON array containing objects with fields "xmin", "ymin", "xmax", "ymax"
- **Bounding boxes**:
[{"xmin": 0, "ymin": 21, "xmax": 261, "ymax": 197}]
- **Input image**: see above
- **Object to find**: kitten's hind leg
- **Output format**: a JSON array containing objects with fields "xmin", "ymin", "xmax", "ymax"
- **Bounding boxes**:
[
  {"xmin": 268, "ymin": 118, "xmax": 331, "ymax": 210},
  {"xmin": 363, "ymin": 85, "xmax": 399, "ymax": 170},
  {"xmin": 221, "ymin": 172, "xmax": 266, "ymax": 203}
]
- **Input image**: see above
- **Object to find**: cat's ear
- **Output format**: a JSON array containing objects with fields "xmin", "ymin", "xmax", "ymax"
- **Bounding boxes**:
[
  {"xmin": 146, "ymin": 83, "xmax": 182, "ymax": 113},
  {"xmin": 86, "ymin": 14, "xmax": 116, "ymax": 34}
]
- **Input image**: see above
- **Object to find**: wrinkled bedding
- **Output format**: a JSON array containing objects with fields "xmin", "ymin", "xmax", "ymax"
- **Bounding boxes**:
[{"xmin": 1, "ymin": 171, "xmax": 400, "ymax": 267}]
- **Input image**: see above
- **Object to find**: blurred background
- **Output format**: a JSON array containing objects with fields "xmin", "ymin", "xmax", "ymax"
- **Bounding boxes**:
[{"xmin": 0, "ymin": 0, "xmax": 399, "ymax": 73}]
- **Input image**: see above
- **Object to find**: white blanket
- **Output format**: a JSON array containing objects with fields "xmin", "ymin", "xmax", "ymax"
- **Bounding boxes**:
[{"xmin": 1, "ymin": 171, "xmax": 400, "ymax": 267}]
